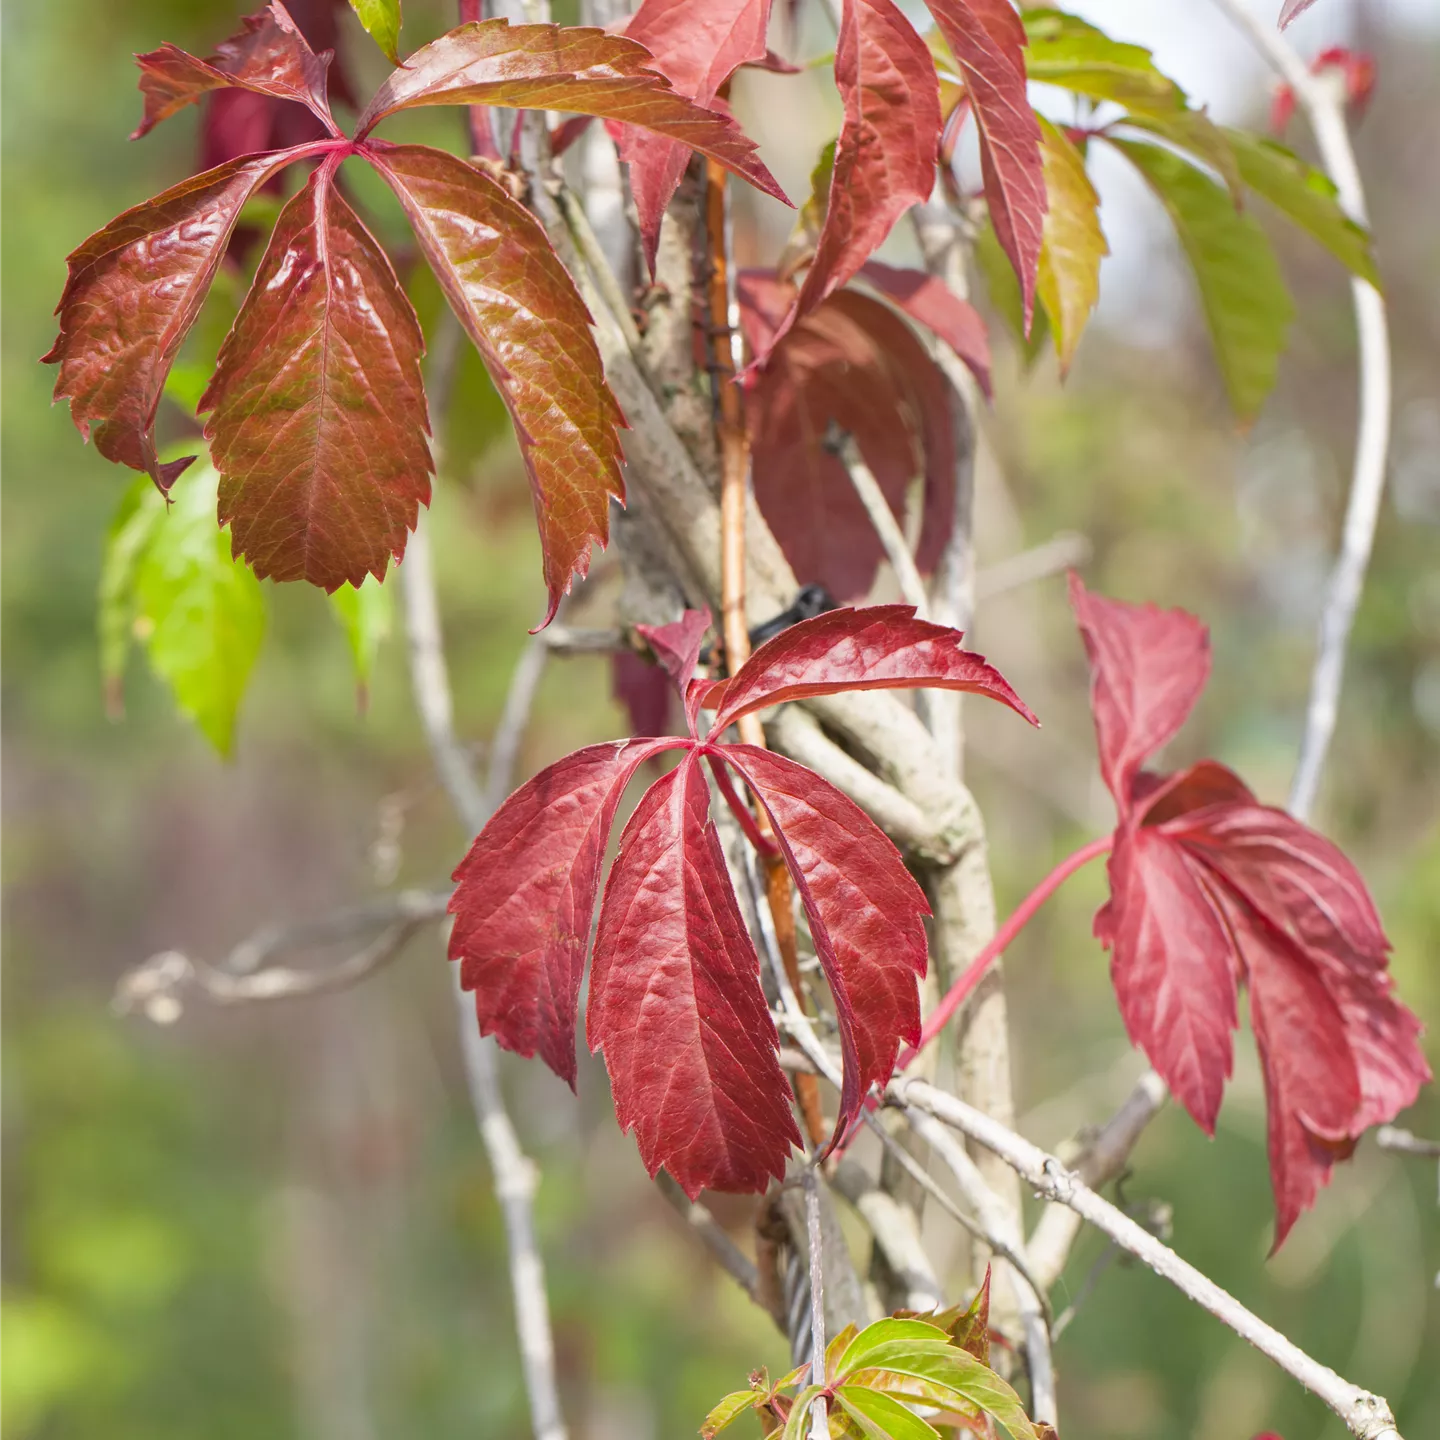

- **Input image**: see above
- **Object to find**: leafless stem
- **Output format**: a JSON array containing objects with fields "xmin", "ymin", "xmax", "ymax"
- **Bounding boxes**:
[
  {"xmin": 803, "ymin": 1165, "xmax": 830, "ymax": 1439},
  {"xmin": 893, "ymin": 1077, "xmax": 1404, "ymax": 1440},
  {"xmin": 831, "ymin": 1157, "xmax": 943, "ymax": 1312},
  {"xmin": 1375, "ymin": 1127, "xmax": 1440, "ymax": 1161},
  {"xmin": 976, "ymin": 533, "xmax": 1093, "ymax": 605},
  {"xmin": 655, "ymin": 1172, "xmax": 765, "ymax": 1306},
  {"xmin": 1210, "ymin": 0, "xmax": 1392, "ymax": 821},
  {"xmin": 832, "ymin": 432, "xmax": 929, "ymax": 617}
]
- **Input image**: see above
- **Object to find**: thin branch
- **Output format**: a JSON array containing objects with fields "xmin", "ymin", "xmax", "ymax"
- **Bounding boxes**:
[
  {"xmin": 1375, "ymin": 1127, "xmax": 1440, "ymax": 1161},
  {"xmin": 1027, "ymin": 1069, "xmax": 1169, "ymax": 1292},
  {"xmin": 559, "ymin": 184, "xmax": 646, "ymax": 359},
  {"xmin": 655, "ymin": 1172, "xmax": 765, "ymax": 1306},
  {"xmin": 803, "ymin": 1165, "xmax": 830, "ymax": 1440},
  {"xmin": 1210, "ymin": 0, "xmax": 1392, "ymax": 821},
  {"xmin": 483, "ymin": 634, "xmax": 549, "ymax": 816},
  {"xmin": 831, "ymin": 1158, "xmax": 944, "ymax": 1312},
  {"xmin": 892, "ymin": 1077, "xmax": 1404, "ymax": 1440},
  {"xmin": 114, "ymin": 890, "xmax": 450, "ymax": 1022},
  {"xmin": 831, "ymin": 431, "xmax": 930, "ymax": 617},
  {"xmin": 975, "ymin": 533, "xmax": 1092, "ymax": 605}
]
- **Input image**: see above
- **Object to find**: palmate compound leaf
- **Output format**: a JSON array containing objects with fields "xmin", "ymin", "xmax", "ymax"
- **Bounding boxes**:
[
  {"xmin": 448, "ymin": 606, "xmax": 1036, "ymax": 1193},
  {"xmin": 370, "ymin": 143, "xmax": 626, "ymax": 622},
  {"xmin": 100, "ymin": 458, "xmax": 266, "ymax": 756},
  {"xmin": 1108, "ymin": 138, "xmax": 1293, "ymax": 424},
  {"xmin": 1070, "ymin": 575, "xmax": 1430, "ymax": 1245},
  {"xmin": 616, "ymin": 0, "xmax": 774, "ymax": 271},
  {"xmin": 44, "ymin": 147, "xmax": 314, "ymax": 495},
  {"xmin": 755, "ymin": 0, "xmax": 942, "ymax": 363}
]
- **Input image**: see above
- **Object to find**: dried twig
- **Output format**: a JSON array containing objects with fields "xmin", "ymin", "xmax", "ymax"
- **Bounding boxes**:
[
  {"xmin": 803, "ymin": 1165, "xmax": 830, "ymax": 1440},
  {"xmin": 1210, "ymin": 0, "xmax": 1392, "ymax": 821},
  {"xmin": 831, "ymin": 430, "xmax": 930, "ymax": 617},
  {"xmin": 1375, "ymin": 1127, "xmax": 1440, "ymax": 1161},
  {"xmin": 655, "ymin": 1172, "xmax": 765, "ymax": 1306},
  {"xmin": 893, "ymin": 1077, "xmax": 1404, "ymax": 1440}
]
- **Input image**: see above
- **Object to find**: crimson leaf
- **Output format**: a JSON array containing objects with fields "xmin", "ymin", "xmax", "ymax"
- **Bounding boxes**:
[
  {"xmin": 449, "ymin": 606, "xmax": 1036, "ymax": 1192},
  {"xmin": 757, "ymin": 0, "xmax": 941, "ymax": 362},
  {"xmin": 1071, "ymin": 574, "xmax": 1430, "ymax": 1245},
  {"xmin": 370, "ymin": 142, "xmax": 626, "ymax": 621},
  {"xmin": 201, "ymin": 163, "xmax": 431, "ymax": 589},
  {"xmin": 617, "ymin": 0, "xmax": 774, "ymax": 271},
  {"xmin": 132, "ymin": 0, "xmax": 337, "ymax": 138},
  {"xmin": 44, "ymin": 147, "xmax": 310, "ymax": 494},
  {"xmin": 858, "ymin": 261, "xmax": 992, "ymax": 397},
  {"xmin": 925, "ymin": 0, "xmax": 1045, "ymax": 324}
]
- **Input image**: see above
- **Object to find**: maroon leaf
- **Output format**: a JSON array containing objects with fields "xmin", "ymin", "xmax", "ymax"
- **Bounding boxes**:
[
  {"xmin": 1068, "ymin": 571, "xmax": 1211, "ymax": 802},
  {"xmin": 201, "ymin": 163, "xmax": 431, "ymax": 589},
  {"xmin": 617, "ymin": 0, "xmax": 774, "ymax": 270},
  {"xmin": 759, "ymin": 0, "xmax": 940, "ymax": 361},
  {"xmin": 858, "ymin": 261, "xmax": 992, "ymax": 397},
  {"xmin": 723, "ymin": 744, "xmax": 930, "ymax": 1141},
  {"xmin": 635, "ymin": 608, "xmax": 713, "ymax": 695},
  {"xmin": 355, "ymin": 17, "xmax": 789, "ymax": 214},
  {"xmin": 612, "ymin": 651, "xmax": 674, "ymax": 738},
  {"xmin": 370, "ymin": 142, "xmax": 626, "ymax": 622},
  {"xmin": 133, "ymin": 0, "xmax": 337, "ymax": 139},
  {"xmin": 738, "ymin": 279, "xmax": 958, "ymax": 601},
  {"xmin": 924, "ymin": 0, "xmax": 1045, "ymax": 324},
  {"xmin": 449, "ymin": 738, "xmax": 680, "ymax": 1087},
  {"xmin": 43, "ymin": 148, "xmax": 308, "ymax": 494},
  {"xmin": 1072, "ymin": 576, "xmax": 1430, "ymax": 1244},
  {"xmin": 704, "ymin": 604, "xmax": 1038, "ymax": 734},
  {"xmin": 587, "ymin": 753, "xmax": 800, "ymax": 1196}
]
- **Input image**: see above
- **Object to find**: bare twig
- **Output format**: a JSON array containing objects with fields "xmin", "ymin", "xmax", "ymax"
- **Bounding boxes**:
[
  {"xmin": 803, "ymin": 1165, "xmax": 830, "ymax": 1440},
  {"xmin": 114, "ymin": 890, "xmax": 450, "ymax": 1022},
  {"xmin": 893, "ymin": 1077, "xmax": 1404, "ymax": 1440},
  {"xmin": 831, "ymin": 1158, "xmax": 944, "ymax": 1312},
  {"xmin": 483, "ymin": 634, "xmax": 549, "ymax": 816},
  {"xmin": 832, "ymin": 431, "xmax": 929, "ymax": 617},
  {"xmin": 1027, "ymin": 1069, "xmax": 1169, "ymax": 1291},
  {"xmin": 1375, "ymin": 1127, "xmax": 1440, "ymax": 1160},
  {"xmin": 975, "ymin": 533, "xmax": 1093, "ymax": 605},
  {"xmin": 1210, "ymin": 0, "xmax": 1392, "ymax": 821},
  {"xmin": 655, "ymin": 1172, "xmax": 765, "ymax": 1306}
]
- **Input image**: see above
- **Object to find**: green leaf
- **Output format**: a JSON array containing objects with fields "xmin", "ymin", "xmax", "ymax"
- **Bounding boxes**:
[
  {"xmin": 702, "ymin": 1390, "xmax": 762, "ymax": 1437},
  {"xmin": 849, "ymin": 1345, "xmax": 1041, "ymax": 1440},
  {"xmin": 1223, "ymin": 127, "xmax": 1379, "ymax": 285},
  {"xmin": 100, "ymin": 458, "xmax": 266, "ymax": 755},
  {"xmin": 781, "ymin": 1386, "xmax": 825, "ymax": 1440},
  {"xmin": 1021, "ymin": 8, "xmax": 1182, "ymax": 112},
  {"xmin": 349, "ymin": 0, "xmax": 402, "ymax": 64},
  {"xmin": 976, "ymin": 221, "xmax": 1051, "ymax": 366},
  {"xmin": 1109, "ymin": 138, "xmax": 1293, "ymax": 423},
  {"xmin": 835, "ymin": 1319, "xmax": 949, "ymax": 1378},
  {"xmin": 1116, "ymin": 109, "xmax": 1243, "ymax": 201},
  {"xmin": 328, "ymin": 575, "xmax": 393, "ymax": 704},
  {"xmin": 835, "ymin": 1385, "xmax": 942, "ymax": 1440},
  {"xmin": 824, "ymin": 1323, "xmax": 860, "ymax": 1384},
  {"xmin": 1036, "ymin": 118, "xmax": 1108, "ymax": 373}
]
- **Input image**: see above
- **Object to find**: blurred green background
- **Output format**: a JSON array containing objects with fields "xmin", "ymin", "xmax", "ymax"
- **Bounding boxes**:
[{"xmin": 3, "ymin": 2, "xmax": 1436, "ymax": 1438}]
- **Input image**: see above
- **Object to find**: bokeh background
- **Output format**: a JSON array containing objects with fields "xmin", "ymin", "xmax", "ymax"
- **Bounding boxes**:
[{"xmin": 3, "ymin": 1, "xmax": 1437, "ymax": 1437}]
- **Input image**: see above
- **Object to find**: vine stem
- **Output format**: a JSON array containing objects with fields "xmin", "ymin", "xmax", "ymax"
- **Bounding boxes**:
[
  {"xmin": 1209, "ymin": 0, "xmax": 1392, "ymax": 822},
  {"xmin": 900, "ymin": 834, "xmax": 1113, "ymax": 1069},
  {"xmin": 704, "ymin": 153, "xmax": 826, "ymax": 1150},
  {"xmin": 803, "ymin": 1165, "xmax": 829, "ymax": 1440}
]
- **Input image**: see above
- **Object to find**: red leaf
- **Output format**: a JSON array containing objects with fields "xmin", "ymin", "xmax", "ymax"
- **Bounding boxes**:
[
  {"xmin": 758, "ymin": 0, "xmax": 939, "ymax": 360},
  {"xmin": 1074, "ymin": 581, "xmax": 1431, "ymax": 1243},
  {"xmin": 1278, "ymin": 0, "xmax": 1318, "ymax": 28},
  {"xmin": 371, "ymin": 143, "xmax": 626, "ymax": 622},
  {"xmin": 1069, "ymin": 572, "xmax": 1211, "ymax": 803},
  {"xmin": 924, "ymin": 0, "xmax": 1045, "ymax": 324},
  {"xmin": 739, "ymin": 281, "xmax": 958, "ymax": 600},
  {"xmin": 617, "ymin": 0, "xmax": 774, "ymax": 271},
  {"xmin": 722, "ymin": 744, "xmax": 930, "ymax": 1142},
  {"xmin": 704, "ymin": 604, "xmax": 1038, "ymax": 735},
  {"xmin": 355, "ymin": 17, "xmax": 789, "ymax": 215},
  {"xmin": 449, "ymin": 738, "xmax": 680, "ymax": 1087},
  {"xmin": 133, "ymin": 0, "xmax": 336, "ymax": 139},
  {"xmin": 635, "ymin": 608, "xmax": 713, "ymax": 696},
  {"xmin": 858, "ymin": 260, "xmax": 992, "ymax": 398},
  {"xmin": 43, "ymin": 148, "xmax": 306, "ymax": 494},
  {"xmin": 612, "ymin": 651, "xmax": 674, "ymax": 738},
  {"xmin": 201, "ymin": 164, "xmax": 431, "ymax": 589},
  {"xmin": 587, "ymin": 753, "xmax": 800, "ymax": 1196}
]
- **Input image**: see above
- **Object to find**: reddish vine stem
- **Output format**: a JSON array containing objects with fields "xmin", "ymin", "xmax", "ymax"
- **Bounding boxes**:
[{"xmin": 704, "ymin": 153, "xmax": 826, "ymax": 1151}]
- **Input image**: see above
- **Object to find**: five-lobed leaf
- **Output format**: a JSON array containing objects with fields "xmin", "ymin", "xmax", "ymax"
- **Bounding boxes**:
[
  {"xmin": 371, "ymin": 142, "xmax": 626, "ymax": 622},
  {"xmin": 203, "ymin": 164, "xmax": 433, "ymax": 590},
  {"xmin": 1109, "ymin": 138, "xmax": 1293, "ymax": 424}
]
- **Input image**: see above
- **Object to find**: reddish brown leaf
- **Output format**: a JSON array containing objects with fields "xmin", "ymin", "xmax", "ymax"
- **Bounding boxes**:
[
  {"xmin": 761, "ymin": 0, "xmax": 940, "ymax": 359},
  {"xmin": 355, "ymin": 17, "xmax": 788, "ymax": 213},
  {"xmin": 1073, "ymin": 577, "xmax": 1431, "ymax": 1244},
  {"xmin": 133, "ymin": 0, "xmax": 337, "ymax": 139},
  {"xmin": 588, "ymin": 753, "xmax": 800, "ymax": 1196},
  {"xmin": 617, "ymin": 0, "xmax": 774, "ymax": 270},
  {"xmin": 858, "ymin": 261, "xmax": 992, "ymax": 397},
  {"xmin": 449, "ymin": 738, "xmax": 680, "ymax": 1087},
  {"xmin": 371, "ymin": 142, "xmax": 626, "ymax": 622},
  {"xmin": 201, "ymin": 163, "xmax": 431, "ymax": 589},
  {"xmin": 612, "ymin": 651, "xmax": 674, "ymax": 738},
  {"xmin": 723, "ymin": 744, "xmax": 930, "ymax": 1141},
  {"xmin": 738, "ymin": 277, "xmax": 958, "ymax": 600},
  {"xmin": 635, "ymin": 608, "xmax": 714, "ymax": 732},
  {"xmin": 1278, "ymin": 0, "xmax": 1318, "ymax": 27},
  {"xmin": 704, "ymin": 604, "xmax": 1038, "ymax": 734},
  {"xmin": 925, "ymin": 0, "xmax": 1045, "ymax": 324},
  {"xmin": 44, "ymin": 148, "xmax": 308, "ymax": 494},
  {"xmin": 1068, "ymin": 571, "xmax": 1211, "ymax": 802}
]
